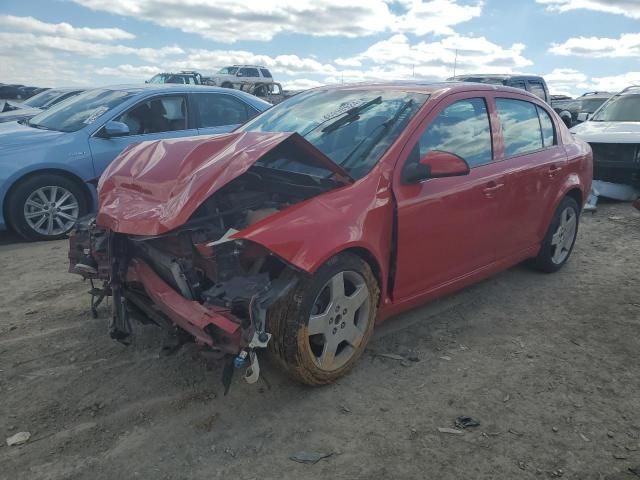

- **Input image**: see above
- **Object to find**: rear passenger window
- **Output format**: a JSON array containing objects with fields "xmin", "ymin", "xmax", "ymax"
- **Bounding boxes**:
[
  {"xmin": 496, "ymin": 98, "xmax": 544, "ymax": 157},
  {"xmin": 418, "ymin": 98, "xmax": 492, "ymax": 167},
  {"xmin": 196, "ymin": 94, "xmax": 251, "ymax": 127},
  {"xmin": 260, "ymin": 69, "xmax": 272, "ymax": 78},
  {"xmin": 537, "ymin": 106, "xmax": 555, "ymax": 147}
]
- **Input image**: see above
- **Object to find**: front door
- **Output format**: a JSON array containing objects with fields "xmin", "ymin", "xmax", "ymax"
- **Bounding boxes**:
[
  {"xmin": 88, "ymin": 94, "xmax": 198, "ymax": 176},
  {"xmin": 393, "ymin": 95, "xmax": 506, "ymax": 301}
]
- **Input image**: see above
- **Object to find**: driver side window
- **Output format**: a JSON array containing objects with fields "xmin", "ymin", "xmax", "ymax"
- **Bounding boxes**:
[
  {"xmin": 416, "ymin": 97, "xmax": 493, "ymax": 168},
  {"xmin": 115, "ymin": 95, "xmax": 187, "ymax": 136}
]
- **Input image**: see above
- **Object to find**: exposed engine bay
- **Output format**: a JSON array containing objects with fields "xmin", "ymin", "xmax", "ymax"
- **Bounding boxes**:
[{"xmin": 69, "ymin": 161, "xmax": 340, "ymax": 393}]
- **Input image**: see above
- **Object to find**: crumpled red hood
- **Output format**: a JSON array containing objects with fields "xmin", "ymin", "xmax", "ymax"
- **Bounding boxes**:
[{"xmin": 97, "ymin": 131, "xmax": 351, "ymax": 235}]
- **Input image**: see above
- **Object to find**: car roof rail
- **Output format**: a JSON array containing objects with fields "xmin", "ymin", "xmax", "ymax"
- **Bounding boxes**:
[
  {"xmin": 619, "ymin": 85, "xmax": 640, "ymax": 94},
  {"xmin": 580, "ymin": 91, "xmax": 612, "ymax": 96}
]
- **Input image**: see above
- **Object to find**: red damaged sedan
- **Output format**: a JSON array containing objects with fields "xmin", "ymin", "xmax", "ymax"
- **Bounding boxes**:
[{"xmin": 69, "ymin": 82, "xmax": 592, "ymax": 389}]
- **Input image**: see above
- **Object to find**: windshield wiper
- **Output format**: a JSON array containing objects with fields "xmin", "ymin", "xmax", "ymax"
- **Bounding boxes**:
[
  {"xmin": 301, "ymin": 96, "xmax": 383, "ymax": 138},
  {"xmin": 321, "ymin": 96, "xmax": 383, "ymax": 134},
  {"xmin": 341, "ymin": 99, "xmax": 414, "ymax": 171},
  {"xmin": 25, "ymin": 120, "xmax": 51, "ymax": 130}
]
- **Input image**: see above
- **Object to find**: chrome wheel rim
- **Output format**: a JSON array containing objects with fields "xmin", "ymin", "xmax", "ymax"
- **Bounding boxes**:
[
  {"xmin": 551, "ymin": 206, "xmax": 577, "ymax": 265},
  {"xmin": 23, "ymin": 186, "xmax": 79, "ymax": 236},
  {"xmin": 306, "ymin": 271, "xmax": 370, "ymax": 371}
]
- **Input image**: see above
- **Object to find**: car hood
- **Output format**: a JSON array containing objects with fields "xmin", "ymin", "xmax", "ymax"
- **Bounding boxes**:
[
  {"xmin": 0, "ymin": 120, "xmax": 65, "ymax": 147},
  {"xmin": 570, "ymin": 121, "xmax": 640, "ymax": 143},
  {"xmin": 97, "ymin": 131, "xmax": 353, "ymax": 235},
  {"xmin": 0, "ymin": 107, "xmax": 42, "ymax": 123}
]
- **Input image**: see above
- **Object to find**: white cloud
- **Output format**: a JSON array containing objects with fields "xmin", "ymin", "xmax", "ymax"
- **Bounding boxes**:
[
  {"xmin": 335, "ymin": 33, "xmax": 533, "ymax": 80},
  {"xmin": 536, "ymin": 0, "xmax": 640, "ymax": 19},
  {"xmin": 550, "ymin": 33, "xmax": 640, "ymax": 58},
  {"xmin": 586, "ymin": 72, "xmax": 640, "ymax": 92},
  {"xmin": 95, "ymin": 64, "xmax": 161, "ymax": 79},
  {"xmin": 544, "ymin": 68, "xmax": 589, "ymax": 96},
  {"xmin": 71, "ymin": 0, "xmax": 482, "ymax": 43},
  {"xmin": 281, "ymin": 78, "xmax": 327, "ymax": 90},
  {"xmin": 0, "ymin": 14, "xmax": 134, "ymax": 41},
  {"xmin": 543, "ymin": 68, "xmax": 640, "ymax": 96}
]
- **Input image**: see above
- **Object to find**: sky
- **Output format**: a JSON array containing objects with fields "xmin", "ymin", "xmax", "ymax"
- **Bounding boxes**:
[{"xmin": 0, "ymin": 0, "xmax": 638, "ymax": 97}]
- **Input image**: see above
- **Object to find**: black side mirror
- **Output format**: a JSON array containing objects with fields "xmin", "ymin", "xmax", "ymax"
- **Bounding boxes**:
[{"xmin": 403, "ymin": 162, "xmax": 431, "ymax": 183}]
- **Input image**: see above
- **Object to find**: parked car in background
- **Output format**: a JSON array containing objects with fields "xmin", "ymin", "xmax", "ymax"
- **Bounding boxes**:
[
  {"xmin": 147, "ymin": 70, "xmax": 205, "ymax": 85},
  {"xmin": 69, "ymin": 82, "xmax": 591, "ymax": 389},
  {"xmin": 208, "ymin": 65, "xmax": 275, "ymax": 95},
  {"xmin": 552, "ymin": 91, "xmax": 613, "ymax": 127},
  {"xmin": 0, "ymin": 84, "xmax": 270, "ymax": 241},
  {"xmin": 0, "ymin": 88, "xmax": 84, "ymax": 124},
  {"xmin": 571, "ymin": 86, "xmax": 640, "ymax": 188},
  {"xmin": 0, "ymin": 84, "xmax": 27, "ymax": 100},
  {"xmin": 448, "ymin": 74, "xmax": 551, "ymax": 103}
]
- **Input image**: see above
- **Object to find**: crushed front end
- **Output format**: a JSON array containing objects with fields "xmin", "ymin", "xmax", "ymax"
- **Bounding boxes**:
[
  {"xmin": 68, "ymin": 132, "xmax": 351, "ymax": 392},
  {"xmin": 69, "ymin": 205, "xmax": 302, "ymax": 391}
]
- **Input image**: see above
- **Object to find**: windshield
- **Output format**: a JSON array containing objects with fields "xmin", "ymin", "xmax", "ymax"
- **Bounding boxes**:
[
  {"xmin": 237, "ymin": 89, "xmax": 428, "ymax": 179},
  {"xmin": 28, "ymin": 89, "xmax": 134, "ymax": 132},
  {"xmin": 580, "ymin": 98, "xmax": 608, "ymax": 113},
  {"xmin": 592, "ymin": 94, "xmax": 640, "ymax": 122},
  {"xmin": 218, "ymin": 67, "xmax": 238, "ymax": 75},
  {"xmin": 148, "ymin": 74, "xmax": 165, "ymax": 84},
  {"xmin": 23, "ymin": 90, "xmax": 59, "ymax": 108}
]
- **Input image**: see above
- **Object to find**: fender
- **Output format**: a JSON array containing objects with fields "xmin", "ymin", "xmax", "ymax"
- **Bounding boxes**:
[
  {"xmin": 537, "ymin": 173, "xmax": 583, "ymax": 240},
  {"xmin": 235, "ymin": 170, "xmax": 394, "ymax": 299}
]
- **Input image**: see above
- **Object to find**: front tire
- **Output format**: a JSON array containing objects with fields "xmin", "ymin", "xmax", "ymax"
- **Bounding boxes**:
[
  {"xmin": 532, "ymin": 196, "xmax": 580, "ymax": 273},
  {"xmin": 267, "ymin": 253, "xmax": 379, "ymax": 385},
  {"xmin": 221, "ymin": 82, "xmax": 233, "ymax": 89},
  {"xmin": 7, "ymin": 174, "xmax": 88, "ymax": 241}
]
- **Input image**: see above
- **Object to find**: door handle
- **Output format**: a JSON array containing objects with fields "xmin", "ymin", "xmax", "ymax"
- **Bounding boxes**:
[
  {"xmin": 547, "ymin": 164, "xmax": 563, "ymax": 177},
  {"xmin": 482, "ymin": 182, "xmax": 505, "ymax": 195}
]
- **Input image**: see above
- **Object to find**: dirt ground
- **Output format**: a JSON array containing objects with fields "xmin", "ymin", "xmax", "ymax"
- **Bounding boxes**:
[{"xmin": 1, "ymin": 201, "xmax": 640, "ymax": 480}]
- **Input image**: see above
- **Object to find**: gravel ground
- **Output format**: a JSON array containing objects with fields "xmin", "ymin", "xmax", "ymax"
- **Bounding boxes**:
[{"xmin": 1, "ymin": 201, "xmax": 639, "ymax": 480}]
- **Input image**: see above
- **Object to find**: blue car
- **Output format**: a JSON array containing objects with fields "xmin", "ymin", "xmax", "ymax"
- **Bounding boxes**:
[{"xmin": 0, "ymin": 84, "xmax": 270, "ymax": 240}]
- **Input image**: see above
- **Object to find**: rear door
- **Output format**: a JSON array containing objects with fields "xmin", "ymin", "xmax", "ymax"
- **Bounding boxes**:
[
  {"xmin": 491, "ymin": 96, "xmax": 567, "ymax": 257},
  {"xmin": 237, "ymin": 67, "xmax": 260, "ymax": 85},
  {"xmin": 88, "ymin": 94, "xmax": 197, "ymax": 176},
  {"xmin": 393, "ymin": 93, "xmax": 507, "ymax": 300},
  {"xmin": 192, "ymin": 92, "xmax": 258, "ymax": 135}
]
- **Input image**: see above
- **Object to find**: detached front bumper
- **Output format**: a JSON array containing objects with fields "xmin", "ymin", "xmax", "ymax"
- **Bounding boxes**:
[{"xmin": 126, "ymin": 258, "xmax": 241, "ymax": 348}]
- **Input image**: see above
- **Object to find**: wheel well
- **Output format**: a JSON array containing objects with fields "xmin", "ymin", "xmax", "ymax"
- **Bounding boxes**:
[
  {"xmin": 342, "ymin": 247, "xmax": 383, "ymax": 302},
  {"xmin": 3, "ymin": 169, "xmax": 93, "ymax": 222},
  {"xmin": 565, "ymin": 187, "xmax": 583, "ymax": 209}
]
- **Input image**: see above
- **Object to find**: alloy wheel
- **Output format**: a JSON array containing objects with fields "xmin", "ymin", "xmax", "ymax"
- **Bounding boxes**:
[
  {"xmin": 306, "ymin": 270, "xmax": 371, "ymax": 371},
  {"xmin": 551, "ymin": 206, "xmax": 577, "ymax": 265},
  {"xmin": 23, "ymin": 185, "xmax": 79, "ymax": 237}
]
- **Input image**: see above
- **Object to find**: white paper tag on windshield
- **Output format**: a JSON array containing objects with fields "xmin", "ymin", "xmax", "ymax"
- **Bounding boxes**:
[
  {"xmin": 320, "ymin": 100, "xmax": 363, "ymax": 122},
  {"xmin": 83, "ymin": 106, "xmax": 109, "ymax": 125}
]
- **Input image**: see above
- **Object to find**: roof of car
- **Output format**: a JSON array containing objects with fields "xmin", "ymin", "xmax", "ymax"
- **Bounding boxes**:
[
  {"xmin": 448, "ymin": 74, "xmax": 546, "ymax": 81},
  {"xmin": 93, "ymin": 84, "xmax": 247, "ymax": 94},
  {"xmin": 306, "ymin": 81, "xmax": 543, "ymax": 98}
]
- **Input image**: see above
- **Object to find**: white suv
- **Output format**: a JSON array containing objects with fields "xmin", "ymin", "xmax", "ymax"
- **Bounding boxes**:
[{"xmin": 208, "ymin": 65, "xmax": 274, "ymax": 94}]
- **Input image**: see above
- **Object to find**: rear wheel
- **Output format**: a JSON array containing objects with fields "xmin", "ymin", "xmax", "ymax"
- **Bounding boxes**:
[
  {"xmin": 221, "ymin": 82, "xmax": 233, "ymax": 89},
  {"xmin": 7, "ymin": 174, "xmax": 88, "ymax": 241},
  {"xmin": 531, "ymin": 196, "xmax": 580, "ymax": 273},
  {"xmin": 267, "ymin": 253, "xmax": 379, "ymax": 385}
]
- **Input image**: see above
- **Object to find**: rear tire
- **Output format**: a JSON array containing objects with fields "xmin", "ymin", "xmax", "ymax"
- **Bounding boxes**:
[
  {"xmin": 221, "ymin": 82, "xmax": 233, "ymax": 89},
  {"xmin": 531, "ymin": 196, "xmax": 580, "ymax": 273},
  {"xmin": 7, "ymin": 174, "xmax": 89, "ymax": 241},
  {"xmin": 267, "ymin": 253, "xmax": 379, "ymax": 385}
]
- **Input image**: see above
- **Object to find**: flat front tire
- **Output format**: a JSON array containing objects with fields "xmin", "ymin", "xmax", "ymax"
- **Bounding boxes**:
[
  {"xmin": 267, "ymin": 253, "xmax": 379, "ymax": 385},
  {"xmin": 7, "ymin": 174, "xmax": 88, "ymax": 241}
]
